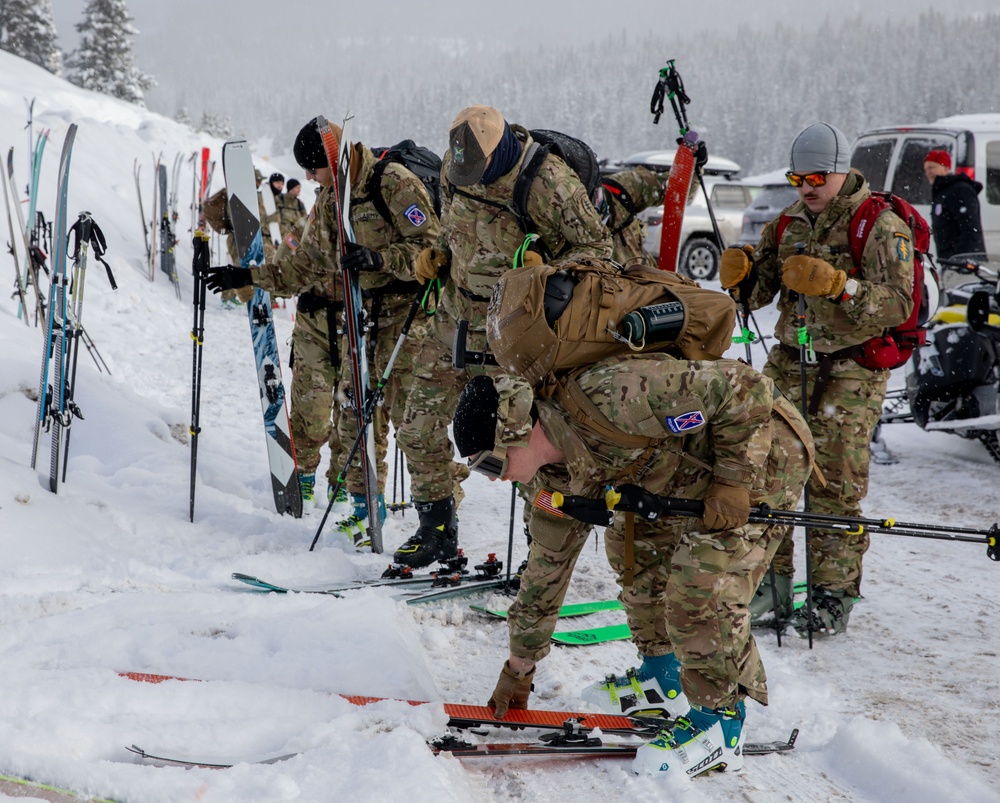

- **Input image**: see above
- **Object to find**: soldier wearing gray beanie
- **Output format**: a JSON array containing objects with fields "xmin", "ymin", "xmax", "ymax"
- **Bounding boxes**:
[{"xmin": 789, "ymin": 122, "xmax": 852, "ymax": 174}]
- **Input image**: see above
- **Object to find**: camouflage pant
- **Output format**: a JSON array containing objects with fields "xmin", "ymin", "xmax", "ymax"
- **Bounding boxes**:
[
  {"xmin": 335, "ymin": 292, "xmax": 427, "ymax": 496},
  {"xmin": 289, "ymin": 305, "xmax": 344, "ymax": 476},
  {"xmin": 396, "ymin": 308, "xmax": 499, "ymax": 503},
  {"xmin": 763, "ymin": 346, "xmax": 888, "ymax": 597}
]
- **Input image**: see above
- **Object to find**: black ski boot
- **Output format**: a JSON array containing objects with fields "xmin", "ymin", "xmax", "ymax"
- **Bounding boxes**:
[{"xmin": 393, "ymin": 496, "xmax": 458, "ymax": 568}]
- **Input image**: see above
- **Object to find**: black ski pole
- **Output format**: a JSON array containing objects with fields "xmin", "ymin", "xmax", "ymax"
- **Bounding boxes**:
[
  {"xmin": 189, "ymin": 231, "xmax": 210, "ymax": 522},
  {"xmin": 505, "ymin": 483, "xmax": 517, "ymax": 594},
  {"xmin": 310, "ymin": 285, "xmax": 429, "ymax": 552}
]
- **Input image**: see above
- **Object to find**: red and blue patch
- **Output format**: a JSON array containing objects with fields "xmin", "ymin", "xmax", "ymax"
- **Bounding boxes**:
[
  {"xmin": 665, "ymin": 410, "xmax": 706, "ymax": 433},
  {"xmin": 405, "ymin": 203, "xmax": 427, "ymax": 227}
]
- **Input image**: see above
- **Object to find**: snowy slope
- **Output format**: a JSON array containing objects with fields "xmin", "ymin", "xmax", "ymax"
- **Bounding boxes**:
[{"xmin": 1, "ymin": 50, "xmax": 999, "ymax": 803}]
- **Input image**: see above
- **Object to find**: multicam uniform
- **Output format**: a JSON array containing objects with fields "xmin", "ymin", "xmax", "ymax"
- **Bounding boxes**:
[
  {"xmin": 396, "ymin": 125, "xmax": 613, "ymax": 504},
  {"xmin": 278, "ymin": 192, "xmax": 307, "ymax": 240},
  {"xmin": 251, "ymin": 144, "xmax": 439, "ymax": 494},
  {"xmin": 601, "ymin": 166, "xmax": 669, "ymax": 266},
  {"xmin": 510, "ymin": 354, "xmax": 813, "ymax": 708},
  {"xmin": 747, "ymin": 169, "xmax": 914, "ymax": 598}
]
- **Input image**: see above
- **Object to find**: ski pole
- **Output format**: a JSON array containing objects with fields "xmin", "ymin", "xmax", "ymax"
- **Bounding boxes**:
[
  {"xmin": 547, "ymin": 485, "xmax": 1000, "ymax": 561},
  {"xmin": 189, "ymin": 231, "xmax": 210, "ymax": 522},
  {"xmin": 310, "ymin": 285, "xmax": 429, "ymax": 551},
  {"xmin": 504, "ymin": 483, "xmax": 518, "ymax": 594}
]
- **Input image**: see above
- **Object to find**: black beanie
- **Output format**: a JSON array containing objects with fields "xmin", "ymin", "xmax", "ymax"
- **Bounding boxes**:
[
  {"xmin": 453, "ymin": 375, "xmax": 499, "ymax": 457},
  {"xmin": 269, "ymin": 172, "xmax": 284, "ymax": 184},
  {"xmin": 286, "ymin": 178, "xmax": 300, "ymax": 191},
  {"xmin": 293, "ymin": 118, "xmax": 327, "ymax": 171}
]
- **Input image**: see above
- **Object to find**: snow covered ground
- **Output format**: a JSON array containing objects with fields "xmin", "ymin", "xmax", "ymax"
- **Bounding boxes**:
[{"xmin": 1, "ymin": 50, "xmax": 999, "ymax": 803}]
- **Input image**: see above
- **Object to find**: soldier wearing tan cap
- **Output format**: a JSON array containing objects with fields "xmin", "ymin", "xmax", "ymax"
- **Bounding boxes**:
[{"xmin": 392, "ymin": 105, "xmax": 613, "ymax": 568}]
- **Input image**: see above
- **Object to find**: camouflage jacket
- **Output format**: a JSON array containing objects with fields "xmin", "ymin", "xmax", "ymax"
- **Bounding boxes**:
[
  {"xmin": 534, "ymin": 354, "xmax": 812, "ymax": 507},
  {"xmin": 603, "ymin": 166, "xmax": 668, "ymax": 266},
  {"xmin": 278, "ymin": 194, "xmax": 306, "ymax": 239},
  {"xmin": 437, "ymin": 124, "xmax": 612, "ymax": 330},
  {"xmin": 748, "ymin": 170, "xmax": 915, "ymax": 352},
  {"xmin": 252, "ymin": 144, "xmax": 439, "ymax": 307}
]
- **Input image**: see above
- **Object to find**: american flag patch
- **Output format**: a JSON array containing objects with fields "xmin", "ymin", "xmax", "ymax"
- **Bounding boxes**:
[
  {"xmin": 665, "ymin": 410, "xmax": 706, "ymax": 433},
  {"xmin": 404, "ymin": 203, "xmax": 427, "ymax": 227},
  {"xmin": 533, "ymin": 490, "xmax": 564, "ymax": 517},
  {"xmin": 283, "ymin": 232, "xmax": 300, "ymax": 252}
]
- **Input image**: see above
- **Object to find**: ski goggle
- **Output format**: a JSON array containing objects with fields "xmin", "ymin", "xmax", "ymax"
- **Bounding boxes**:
[
  {"xmin": 468, "ymin": 450, "xmax": 507, "ymax": 481},
  {"xmin": 785, "ymin": 171, "xmax": 830, "ymax": 188}
]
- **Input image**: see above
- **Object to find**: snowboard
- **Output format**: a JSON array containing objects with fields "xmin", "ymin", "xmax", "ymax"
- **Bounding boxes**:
[{"xmin": 221, "ymin": 139, "xmax": 302, "ymax": 518}]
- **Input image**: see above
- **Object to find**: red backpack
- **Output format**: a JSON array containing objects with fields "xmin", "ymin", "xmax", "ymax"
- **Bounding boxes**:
[{"xmin": 776, "ymin": 191, "xmax": 930, "ymax": 371}]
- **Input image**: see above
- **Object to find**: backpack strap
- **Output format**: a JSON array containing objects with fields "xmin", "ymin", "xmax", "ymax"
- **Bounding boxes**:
[
  {"xmin": 848, "ymin": 194, "xmax": 891, "ymax": 272},
  {"xmin": 360, "ymin": 156, "xmax": 394, "ymax": 224},
  {"xmin": 554, "ymin": 374, "xmax": 662, "ymax": 450},
  {"xmin": 511, "ymin": 142, "xmax": 548, "ymax": 236},
  {"xmin": 601, "ymin": 177, "xmax": 638, "ymax": 237}
]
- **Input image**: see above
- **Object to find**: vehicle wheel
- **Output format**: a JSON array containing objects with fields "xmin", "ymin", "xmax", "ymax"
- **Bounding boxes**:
[{"xmin": 679, "ymin": 237, "xmax": 720, "ymax": 281}]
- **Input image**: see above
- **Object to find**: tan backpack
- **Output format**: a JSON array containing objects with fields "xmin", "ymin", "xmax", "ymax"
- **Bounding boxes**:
[{"xmin": 487, "ymin": 258, "xmax": 737, "ymax": 390}]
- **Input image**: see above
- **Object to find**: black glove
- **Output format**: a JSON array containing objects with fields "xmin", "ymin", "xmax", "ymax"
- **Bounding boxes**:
[
  {"xmin": 341, "ymin": 242, "xmax": 383, "ymax": 273},
  {"xmin": 204, "ymin": 266, "xmax": 253, "ymax": 294},
  {"xmin": 614, "ymin": 484, "xmax": 664, "ymax": 521},
  {"xmin": 675, "ymin": 138, "xmax": 709, "ymax": 174}
]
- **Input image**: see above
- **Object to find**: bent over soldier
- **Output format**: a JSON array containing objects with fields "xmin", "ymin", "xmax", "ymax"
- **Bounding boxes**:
[{"xmin": 451, "ymin": 354, "xmax": 813, "ymax": 780}]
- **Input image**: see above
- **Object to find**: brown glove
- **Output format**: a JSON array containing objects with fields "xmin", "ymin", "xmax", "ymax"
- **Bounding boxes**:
[
  {"xmin": 781, "ymin": 254, "xmax": 847, "ymax": 299},
  {"xmin": 719, "ymin": 245, "xmax": 754, "ymax": 289},
  {"xmin": 235, "ymin": 285, "xmax": 256, "ymax": 304},
  {"xmin": 415, "ymin": 247, "xmax": 448, "ymax": 285},
  {"xmin": 521, "ymin": 250, "xmax": 544, "ymax": 268},
  {"xmin": 487, "ymin": 660, "xmax": 535, "ymax": 719},
  {"xmin": 702, "ymin": 482, "xmax": 751, "ymax": 531}
]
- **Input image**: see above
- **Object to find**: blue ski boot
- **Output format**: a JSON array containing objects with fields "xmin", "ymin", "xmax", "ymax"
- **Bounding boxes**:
[
  {"xmin": 632, "ymin": 700, "xmax": 746, "ymax": 778},
  {"xmin": 337, "ymin": 494, "xmax": 386, "ymax": 549},
  {"xmin": 581, "ymin": 652, "xmax": 689, "ymax": 718}
]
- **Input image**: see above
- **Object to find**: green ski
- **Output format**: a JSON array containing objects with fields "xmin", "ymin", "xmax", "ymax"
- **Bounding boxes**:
[
  {"xmin": 551, "ymin": 623, "xmax": 632, "ymax": 646},
  {"xmin": 471, "ymin": 599, "xmax": 624, "ymax": 619}
]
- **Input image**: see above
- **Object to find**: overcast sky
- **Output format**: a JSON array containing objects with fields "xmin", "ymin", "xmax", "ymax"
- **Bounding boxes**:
[{"xmin": 53, "ymin": 0, "xmax": 1000, "ymax": 63}]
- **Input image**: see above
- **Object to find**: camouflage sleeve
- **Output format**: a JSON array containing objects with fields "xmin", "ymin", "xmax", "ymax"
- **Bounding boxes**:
[
  {"xmin": 378, "ymin": 163, "xmax": 442, "ymax": 282},
  {"xmin": 840, "ymin": 210, "xmax": 915, "ymax": 328},
  {"xmin": 252, "ymin": 188, "xmax": 339, "ymax": 299},
  {"xmin": 649, "ymin": 360, "xmax": 775, "ymax": 488},
  {"xmin": 610, "ymin": 166, "xmax": 667, "ymax": 212},
  {"xmin": 746, "ymin": 216, "xmax": 783, "ymax": 310},
  {"xmin": 525, "ymin": 156, "xmax": 613, "ymax": 264}
]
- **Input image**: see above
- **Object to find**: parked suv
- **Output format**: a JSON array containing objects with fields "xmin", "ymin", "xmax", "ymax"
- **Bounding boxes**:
[
  {"xmin": 736, "ymin": 172, "xmax": 799, "ymax": 247},
  {"xmin": 850, "ymin": 114, "xmax": 1000, "ymax": 256},
  {"xmin": 604, "ymin": 149, "xmax": 753, "ymax": 280}
]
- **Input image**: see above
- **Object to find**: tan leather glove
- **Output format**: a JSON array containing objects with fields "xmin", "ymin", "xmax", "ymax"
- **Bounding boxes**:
[
  {"xmin": 719, "ymin": 245, "xmax": 754, "ymax": 289},
  {"xmin": 521, "ymin": 250, "xmax": 544, "ymax": 268},
  {"xmin": 781, "ymin": 254, "xmax": 847, "ymax": 299},
  {"xmin": 702, "ymin": 482, "xmax": 752, "ymax": 531},
  {"xmin": 235, "ymin": 285, "xmax": 256, "ymax": 304},
  {"xmin": 487, "ymin": 660, "xmax": 535, "ymax": 719},
  {"xmin": 415, "ymin": 247, "xmax": 448, "ymax": 285}
]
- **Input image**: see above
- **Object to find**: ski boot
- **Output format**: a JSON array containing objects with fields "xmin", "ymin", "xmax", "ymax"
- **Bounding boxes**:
[
  {"xmin": 336, "ymin": 494, "xmax": 387, "ymax": 549},
  {"xmin": 392, "ymin": 496, "xmax": 458, "ymax": 568},
  {"xmin": 298, "ymin": 472, "xmax": 316, "ymax": 505},
  {"xmin": 581, "ymin": 652, "xmax": 689, "ymax": 719},
  {"xmin": 327, "ymin": 484, "xmax": 349, "ymax": 505},
  {"xmin": 748, "ymin": 572, "xmax": 794, "ymax": 624},
  {"xmin": 791, "ymin": 587, "xmax": 854, "ymax": 638},
  {"xmin": 632, "ymin": 700, "xmax": 746, "ymax": 778}
]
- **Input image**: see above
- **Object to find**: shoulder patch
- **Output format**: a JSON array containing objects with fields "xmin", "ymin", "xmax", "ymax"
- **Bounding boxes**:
[
  {"xmin": 664, "ymin": 410, "xmax": 706, "ymax": 433},
  {"xmin": 404, "ymin": 203, "xmax": 427, "ymax": 227},
  {"xmin": 532, "ymin": 489, "xmax": 565, "ymax": 518},
  {"xmin": 895, "ymin": 233, "xmax": 911, "ymax": 261},
  {"xmin": 283, "ymin": 232, "xmax": 299, "ymax": 252}
]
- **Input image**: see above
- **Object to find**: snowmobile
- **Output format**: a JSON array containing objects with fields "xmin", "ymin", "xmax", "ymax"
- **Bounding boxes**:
[{"xmin": 880, "ymin": 254, "xmax": 1000, "ymax": 464}]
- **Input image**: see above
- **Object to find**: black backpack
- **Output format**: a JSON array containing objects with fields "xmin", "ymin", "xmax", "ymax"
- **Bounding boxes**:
[{"xmin": 368, "ymin": 140, "xmax": 444, "ymax": 220}]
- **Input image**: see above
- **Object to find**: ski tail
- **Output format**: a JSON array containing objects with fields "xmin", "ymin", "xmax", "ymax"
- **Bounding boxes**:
[{"xmin": 657, "ymin": 131, "xmax": 697, "ymax": 272}]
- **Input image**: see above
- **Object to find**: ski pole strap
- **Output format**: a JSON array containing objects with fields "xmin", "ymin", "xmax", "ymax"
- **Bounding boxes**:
[
  {"xmin": 421, "ymin": 278, "xmax": 441, "ymax": 317},
  {"xmin": 650, "ymin": 60, "xmax": 690, "ymax": 132}
]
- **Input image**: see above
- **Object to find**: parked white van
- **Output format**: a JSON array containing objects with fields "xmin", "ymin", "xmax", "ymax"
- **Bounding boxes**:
[{"xmin": 850, "ymin": 114, "xmax": 1000, "ymax": 256}]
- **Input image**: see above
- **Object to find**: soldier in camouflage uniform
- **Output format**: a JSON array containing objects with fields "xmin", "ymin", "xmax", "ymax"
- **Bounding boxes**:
[
  {"xmin": 600, "ymin": 146, "xmax": 706, "ymax": 265},
  {"xmin": 451, "ymin": 355, "xmax": 813, "ymax": 779},
  {"xmin": 278, "ymin": 178, "xmax": 307, "ymax": 240},
  {"xmin": 720, "ymin": 122, "xmax": 915, "ymax": 638},
  {"xmin": 205, "ymin": 119, "xmax": 439, "ymax": 543},
  {"xmin": 394, "ymin": 104, "xmax": 613, "ymax": 568}
]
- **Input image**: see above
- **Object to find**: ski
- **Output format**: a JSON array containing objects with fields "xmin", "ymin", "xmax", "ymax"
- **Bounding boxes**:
[
  {"xmin": 125, "ymin": 744, "xmax": 296, "ymax": 769},
  {"xmin": 221, "ymin": 139, "xmax": 302, "ymax": 518},
  {"xmin": 8, "ymin": 144, "xmax": 47, "ymax": 325},
  {"xmin": 258, "ymin": 174, "xmax": 282, "ymax": 247},
  {"xmin": 471, "ymin": 599, "xmax": 624, "ymax": 619},
  {"xmin": 158, "ymin": 162, "xmax": 180, "ymax": 298},
  {"xmin": 232, "ymin": 554, "xmax": 513, "ymax": 603},
  {"xmin": 552, "ymin": 623, "xmax": 631, "ymax": 646},
  {"xmin": 133, "ymin": 158, "xmax": 151, "ymax": 277},
  {"xmin": 0, "ymin": 771, "xmax": 119, "ymax": 803},
  {"xmin": 317, "ymin": 114, "xmax": 383, "ymax": 552},
  {"xmin": 30, "ymin": 124, "xmax": 78, "ymax": 493},
  {"xmin": 1, "ymin": 149, "xmax": 29, "ymax": 325}
]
